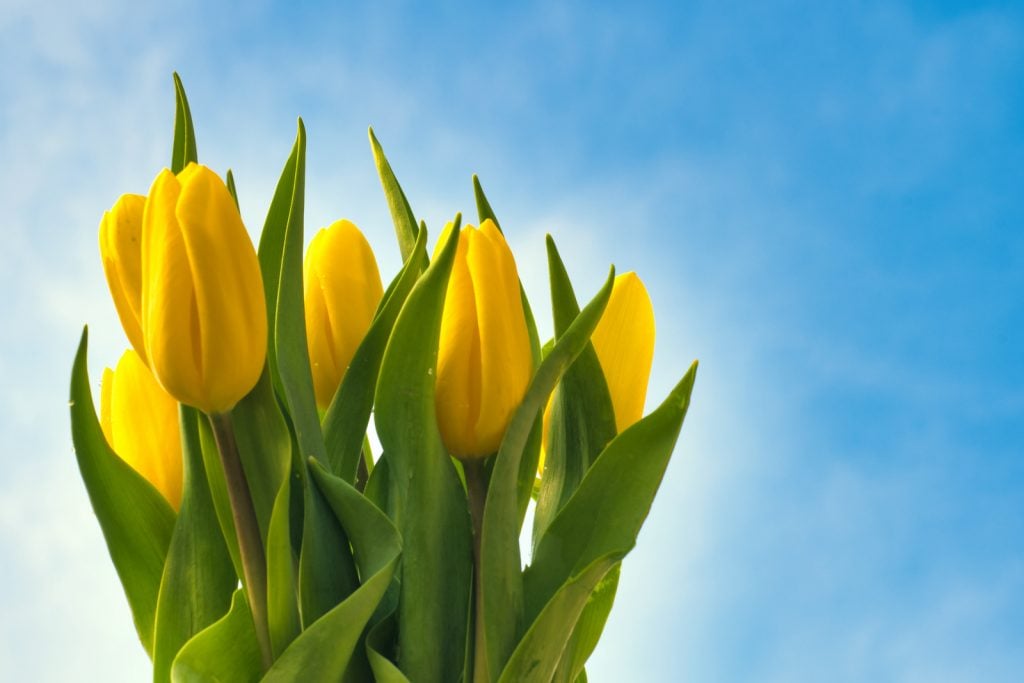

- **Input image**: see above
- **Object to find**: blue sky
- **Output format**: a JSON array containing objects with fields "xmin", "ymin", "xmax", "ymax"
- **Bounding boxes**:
[{"xmin": 2, "ymin": 1, "xmax": 1022, "ymax": 680}]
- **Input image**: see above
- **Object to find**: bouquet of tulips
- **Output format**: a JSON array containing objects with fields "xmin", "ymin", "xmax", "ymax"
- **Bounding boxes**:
[{"xmin": 69, "ymin": 75, "xmax": 698, "ymax": 683}]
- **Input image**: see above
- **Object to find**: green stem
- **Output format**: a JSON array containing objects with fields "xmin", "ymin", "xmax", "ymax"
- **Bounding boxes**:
[
  {"xmin": 208, "ymin": 412, "xmax": 273, "ymax": 671},
  {"xmin": 464, "ymin": 458, "xmax": 489, "ymax": 683}
]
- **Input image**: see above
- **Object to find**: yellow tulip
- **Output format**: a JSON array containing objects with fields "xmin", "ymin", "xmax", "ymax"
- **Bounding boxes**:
[
  {"xmin": 99, "ymin": 193, "xmax": 148, "ymax": 363},
  {"xmin": 435, "ymin": 219, "xmax": 532, "ymax": 459},
  {"xmin": 591, "ymin": 272, "xmax": 655, "ymax": 432},
  {"xmin": 537, "ymin": 271, "xmax": 655, "ymax": 474},
  {"xmin": 304, "ymin": 219, "xmax": 384, "ymax": 410},
  {"xmin": 142, "ymin": 163, "xmax": 267, "ymax": 414},
  {"xmin": 100, "ymin": 349, "xmax": 183, "ymax": 510}
]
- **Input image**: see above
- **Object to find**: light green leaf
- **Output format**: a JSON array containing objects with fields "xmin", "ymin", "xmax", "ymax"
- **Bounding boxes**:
[
  {"xmin": 297, "ymin": 475, "xmax": 359, "ymax": 629},
  {"xmin": 374, "ymin": 219, "xmax": 473, "ymax": 683},
  {"xmin": 322, "ymin": 225, "xmax": 427, "ymax": 481},
  {"xmin": 69, "ymin": 327, "xmax": 176, "ymax": 657},
  {"xmin": 170, "ymin": 589, "xmax": 262, "ymax": 683},
  {"xmin": 264, "ymin": 461, "xmax": 402, "ymax": 681},
  {"xmin": 196, "ymin": 415, "xmax": 242, "ymax": 582},
  {"xmin": 152, "ymin": 407, "xmax": 236, "ymax": 682},
  {"xmin": 525, "ymin": 363, "xmax": 697, "ymax": 622},
  {"xmin": 498, "ymin": 553, "xmax": 623, "ymax": 683},
  {"xmin": 366, "ymin": 611, "xmax": 410, "ymax": 683},
  {"xmin": 478, "ymin": 267, "xmax": 616, "ymax": 680},
  {"xmin": 553, "ymin": 563, "xmax": 620, "ymax": 682},
  {"xmin": 533, "ymin": 236, "xmax": 616, "ymax": 550},
  {"xmin": 171, "ymin": 72, "xmax": 197, "ymax": 174},
  {"xmin": 266, "ymin": 476, "xmax": 300, "ymax": 659},
  {"xmin": 369, "ymin": 127, "xmax": 423, "ymax": 267}
]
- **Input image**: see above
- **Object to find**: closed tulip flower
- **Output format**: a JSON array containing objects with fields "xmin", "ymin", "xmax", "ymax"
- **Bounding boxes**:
[
  {"xmin": 99, "ymin": 193, "xmax": 148, "ymax": 363},
  {"xmin": 435, "ymin": 219, "xmax": 532, "ymax": 459},
  {"xmin": 304, "ymin": 219, "xmax": 384, "ymax": 410},
  {"xmin": 101, "ymin": 349, "xmax": 183, "ymax": 510},
  {"xmin": 142, "ymin": 163, "xmax": 267, "ymax": 414},
  {"xmin": 538, "ymin": 271, "xmax": 655, "ymax": 474}
]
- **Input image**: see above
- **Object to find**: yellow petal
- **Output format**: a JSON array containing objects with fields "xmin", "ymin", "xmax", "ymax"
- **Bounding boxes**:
[
  {"xmin": 591, "ymin": 272, "xmax": 655, "ymax": 431},
  {"xmin": 99, "ymin": 194, "xmax": 148, "ymax": 363},
  {"xmin": 303, "ymin": 220, "xmax": 384, "ymax": 410},
  {"xmin": 435, "ymin": 220, "xmax": 531, "ymax": 459},
  {"xmin": 101, "ymin": 349, "xmax": 183, "ymax": 510},
  {"xmin": 466, "ymin": 221, "xmax": 532, "ymax": 454},
  {"xmin": 142, "ymin": 164, "xmax": 267, "ymax": 414}
]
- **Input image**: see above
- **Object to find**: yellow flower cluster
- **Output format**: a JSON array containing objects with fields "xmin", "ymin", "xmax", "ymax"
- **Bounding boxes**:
[{"xmin": 98, "ymin": 167, "xmax": 655, "ymax": 503}]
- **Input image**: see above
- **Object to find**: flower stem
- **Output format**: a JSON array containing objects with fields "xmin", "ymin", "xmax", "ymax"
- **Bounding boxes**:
[
  {"xmin": 209, "ymin": 411, "xmax": 273, "ymax": 671},
  {"xmin": 464, "ymin": 458, "xmax": 489, "ymax": 683}
]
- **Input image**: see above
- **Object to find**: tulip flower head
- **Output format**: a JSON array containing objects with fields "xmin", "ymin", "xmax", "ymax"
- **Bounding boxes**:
[
  {"xmin": 435, "ymin": 219, "xmax": 532, "ymax": 459},
  {"xmin": 99, "ymin": 193, "xmax": 148, "ymax": 363},
  {"xmin": 537, "ymin": 271, "xmax": 655, "ymax": 475},
  {"xmin": 100, "ymin": 349, "xmax": 183, "ymax": 510},
  {"xmin": 142, "ymin": 163, "xmax": 267, "ymax": 414},
  {"xmin": 304, "ymin": 219, "xmax": 384, "ymax": 410}
]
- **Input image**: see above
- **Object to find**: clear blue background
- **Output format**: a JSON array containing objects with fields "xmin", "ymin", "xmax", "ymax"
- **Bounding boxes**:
[{"xmin": 1, "ymin": 1, "xmax": 1021, "ymax": 680}]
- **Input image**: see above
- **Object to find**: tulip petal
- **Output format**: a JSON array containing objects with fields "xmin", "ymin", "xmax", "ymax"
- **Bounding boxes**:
[
  {"xmin": 590, "ymin": 273, "xmax": 655, "ymax": 431},
  {"xmin": 143, "ymin": 169, "xmax": 206, "ymax": 409},
  {"xmin": 435, "ymin": 225, "xmax": 482, "ymax": 456},
  {"xmin": 174, "ymin": 164, "xmax": 268, "ymax": 413},
  {"xmin": 99, "ymin": 194, "xmax": 148, "ymax": 363},
  {"xmin": 466, "ymin": 221, "xmax": 532, "ymax": 455},
  {"xmin": 103, "ymin": 349, "xmax": 183, "ymax": 510}
]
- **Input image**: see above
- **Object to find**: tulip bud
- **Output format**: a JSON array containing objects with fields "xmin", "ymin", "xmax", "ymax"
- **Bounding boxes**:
[
  {"xmin": 100, "ymin": 349, "xmax": 183, "ymax": 510},
  {"xmin": 303, "ymin": 219, "xmax": 384, "ymax": 410},
  {"xmin": 99, "ymin": 194, "xmax": 148, "ymax": 363},
  {"xmin": 537, "ymin": 271, "xmax": 655, "ymax": 475},
  {"xmin": 591, "ymin": 272, "xmax": 655, "ymax": 431},
  {"xmin": 142, "ymin": 163, "xmax": 267, "ymax": 414},
  {"xmin": 435, "ymin": 219, "xmax": 533, "ymax": 459}
]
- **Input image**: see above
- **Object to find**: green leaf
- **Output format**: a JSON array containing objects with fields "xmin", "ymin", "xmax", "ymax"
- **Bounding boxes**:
[
  {"xmin": 369, "ymin": 127, "xmax": 425, "ymax": 267},
  {"xmin": 196, "ymin": 415, "xmax": 242, "ymax": 581},
  {"xmin": 170, "ymin": 589, "xmax": 262, "ymax": 683},
  {"xmin": 363, "ymin": 453, "xmax": 390, "ymax": 514},
  {"xmin": 497, "ymin": 553, "xmax": 623, "ymax": 683},
  {"xmin": 374, "ymin": 219, "xmax": 473, "ymax": 683},
  {"xmin": 478, "ymin": 267, "xmax": 616, "ymax": 680},
  {"xmin": 257, "ymin": 119, "xmax": 326, "ymax": 465},
  {"xmin": 322, "ymin": 225, "xmax": 428, "ymax": 481},
  {"xmin": 472, "ymin": 175, "xmax": 545, "ymax": 528},
  {"xmin": 152, "ymin": 407, "xmax": 236, "ymax": 682},
  {"xmin": 524, "ymin": 363, "xmax": 698, "ymax": 622},
  {"xmin": 553, "ymin": 564, "xmax": 620, "ymax": 682},
  {"xmin": 264, "ymin": 461, "xmax": 402, "ymax": 681},
  {"xmin": 533, "ymin": 237, "xmax": 616, "ymax": 550},
  {"xmin": 231, "ymin": 365, "xmax": 292, "ymax": 543},
  {"xmin": 69, "ymin": 327, "xmax": 176, "ymax": 656},
  {"xmin": 366, "ymin": 611, "xmax": 410, "ymax": 683},
  {"xmin": 297, "ymin": 473, "xmax": 359, "ymax": 629},
  {"xmin": 170, "ymin": 73, "xmax": 197, "ymax": 173},
  {"xmin": 266, "ymin": 476, "xmax": 301, "ymax": 659},
  {"xmin": 226, "ymin": 169, "xmax": 240, "ymax": 210}
]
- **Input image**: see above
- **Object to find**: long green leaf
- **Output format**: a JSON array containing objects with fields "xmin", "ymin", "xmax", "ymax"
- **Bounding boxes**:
[
  {"xmin": 69, "ymin": 327, "xmax": 176, "ymax": 656},
  {"xmin": 366, "ymin": 611, "xmax": 410, "ymax": 683},
  {"xmin": 322, "ymin": 225, "xmax": 427, "ymax": 481},
  {"xmin": 525, "ymin": 363, "xmax": 698, "ymax": 621},
  {"xmin": 533, "ymin": 237, "xmax": 616, "ymax": 549},
  {"xmin": 196, "ymin": 415, "xmax": 242, "ymax": 581},
  {"xmin": 170, "ymin": 589, "xmax": 262, "ymax": 683},
  {"xmin": 171, "ymin": 72, "xmax": 197, "ymax": 173},
  {"xmin": 152, "ymin": 407, "xmax": 236, "ymax": 682},
  {"xmin": 369, "ymin": 127, "xmax": 424, "ymax": 267},
  {"xmin": 478, "ymin": 267, "xmax": 615, "ymax": 680},
  {"xmin": 297, "ymin": 474, "xmax": 359, "ymax": 629},
  {"xmin": 264, "ymin": 461, "xmax": 402, "ymax": 680},
  {"xmin": 266, "ymin": 476, "xmax": 300, "ymax": 659},
  {"xmin": 553, "ymin": 564, "xmax": 620, "ymax": 682},
  {"xmin": 498, "ymin": 553, "xmax": 623, "ymax": 683},
  {"xmin": 374, "ymin": 219, "xmax": 473, "ymax": 682}
]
